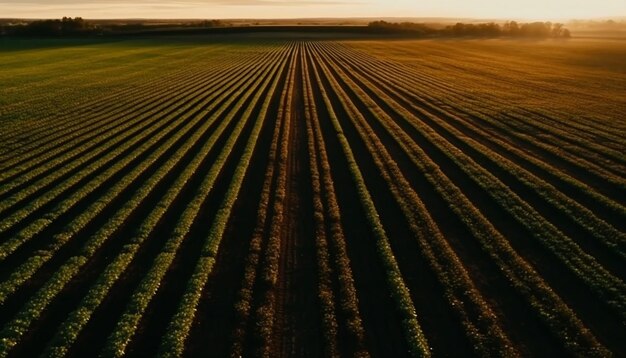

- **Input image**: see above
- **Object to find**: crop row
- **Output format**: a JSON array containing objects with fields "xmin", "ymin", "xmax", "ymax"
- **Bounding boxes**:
[
  {"xmin": 350, "ymin": 44, "xmax": 626, "ymax": 159},
  {"xmin": 48, "ymin": 45, "xmax": 288, "ymax": 358},
  {"xmin": 229, "ymin": 45, "xmax": 296, "ymax": 358},
  {"xmin": 337, "ymin": 44, "xmax": 626, "ymax": 198},
  {"xmin": 1, "ymin": 40, "xmax": 623, "ymax": 357},
  {"xmin": 326, "ymin": 43, "xmax": 624, "ymax": 312},
  {"xmin": 158, "ymin": 43, "xmax": 292, "ymax": 358},
  {"xmin": 308, "ymin": 42, "xmax": 619, "ymax": 356},
  {"xmin": 309, "ymin": 42, "xmax": 521, "ymax": 356},
  {"xmin": 247, "ymin": 43, "xmax": 297, "ymax": 358},
  {"xmin": 100, "ymin": 45, "xmax": 287, "ymax": 358},
  {"xmin": 0, "ymin": 45, "xmax": 270, "ymax": 189},
  {"xmin": 320, "ymin": 43, "xmax": 626, "ymax": 265},
  {"xmin": 0, "ymin": 47, "xmax": 279, "ymax": 265},
  {"xmin": 305, "ymin": 44, "xmax": 431, "ymax": 357},
  {"xmin": 0, "ymin": 44, "xmax": 241, "ymax": 149},
  {"xmin": 0, "ymin": 45, "xmax": 289, "ymax": 357},
  {"xmin": 301, "ymin": 45, "xmax": 368, "ymax": 358},
  {"xmin": 0, "ymin": 44, "xmax": 277, "ymax": 169}
]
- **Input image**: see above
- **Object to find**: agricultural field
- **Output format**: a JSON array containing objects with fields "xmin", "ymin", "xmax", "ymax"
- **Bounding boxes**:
[{"xmin": 0, "ymin": 36, "xmax": 625, "ymax": 357}]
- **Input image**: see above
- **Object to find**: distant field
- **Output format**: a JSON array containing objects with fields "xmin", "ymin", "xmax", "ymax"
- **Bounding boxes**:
[{"xmin": 0, "ymin": 36, "xmax": 624, "ymax": 357}]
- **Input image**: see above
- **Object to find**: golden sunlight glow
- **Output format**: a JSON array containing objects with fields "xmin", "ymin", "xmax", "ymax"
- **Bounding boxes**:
[{"xmin": 0, "ymin": 0, "xmax": 624, "ymax": 20}]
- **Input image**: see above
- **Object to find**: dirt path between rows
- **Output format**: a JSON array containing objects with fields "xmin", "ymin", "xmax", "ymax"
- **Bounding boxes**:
[{"xmin": 272, "ymin": 44, "xmax": 322, "ymax": 358}]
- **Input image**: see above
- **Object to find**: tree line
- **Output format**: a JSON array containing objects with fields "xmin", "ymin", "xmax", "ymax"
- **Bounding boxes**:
[
  {"xmin": 368, "ymin": 20, "xmax": 571, "ymax": 38},
  {"xmin": 3, "ymin": 17, "xmax": 94, "ymax": 36},
  {"xmin": 0, "ymin": 17, "xmax": 228, "ymax": 36},
  {"xmin": 0, "ymin": 17, "xmax": 570, "ymax": 38}
]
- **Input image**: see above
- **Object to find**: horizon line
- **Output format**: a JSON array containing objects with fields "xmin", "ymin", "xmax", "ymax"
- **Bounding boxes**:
[{"xmin": 2, "ymin": 15, "xmax": 625, "ymax": 21}]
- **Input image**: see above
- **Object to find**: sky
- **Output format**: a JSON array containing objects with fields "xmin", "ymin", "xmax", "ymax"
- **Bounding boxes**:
[{"xmin": 1, "ymin": 0, "xmax": 624, "ymax": 20}]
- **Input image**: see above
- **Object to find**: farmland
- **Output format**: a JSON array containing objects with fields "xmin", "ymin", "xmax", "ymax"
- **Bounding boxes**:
[{"xmin": 0, "ymin": 36, "xmax": 625, "ymax": 357}]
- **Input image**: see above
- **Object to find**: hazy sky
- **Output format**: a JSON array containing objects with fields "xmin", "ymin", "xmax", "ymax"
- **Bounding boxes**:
[{"xmin": 1, "ymin": 0, "xmax": 624, "ymax": 20}]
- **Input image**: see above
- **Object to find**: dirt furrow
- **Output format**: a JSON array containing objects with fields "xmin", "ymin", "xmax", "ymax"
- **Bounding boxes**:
[{"xmin": 272, "ymin": 43, "xmax": 322, "ymax": 358}]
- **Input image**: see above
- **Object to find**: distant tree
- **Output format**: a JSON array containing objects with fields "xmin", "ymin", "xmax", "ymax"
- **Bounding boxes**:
[
  {"xmin": 9, "ymin": 17, "xmax": 93, "ymax": 36},
  {"xmin": 449, "ymin": 22, "xmax": 465, "ymax": 36},
  {"xmin": 445, "ymin": 22, "xmax": 502, "ymax": 37},
  {"xmin": 62, "ymin": 16, "xmax": 86, "ymax": 33},
  {"xmin": 550, "ymin": 23, "xmax": 570, "ymax": 38},
  {"xmin": 480, "ymin": 22, "xmax": 501, "ymax": 36},
  {"xmin": 200, "ymin": 20, "xmax": 224, "ymax": 28},
  {"xmin": 519, "ymin": 22, "xmax": 551, "ymax": 37},
  {"xmin": 503, "ymin": 21, "xmax": 520, "ymax": 36},
  {"xmin": 368, "ymin": 20, "xmax": 436, "ymax": 35}
]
